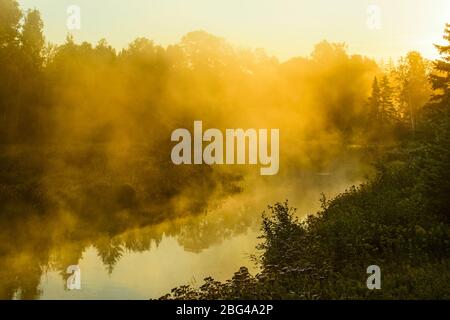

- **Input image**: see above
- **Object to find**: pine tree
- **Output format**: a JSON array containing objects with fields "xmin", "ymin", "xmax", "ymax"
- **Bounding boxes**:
[
  {"xmin": 421, "ymin": 24, "xmax": 450, "ymax": 220},
  {"xmin": 379, "ymin": 75, "xmax": 396, "ymax": 123},
  {"xmin": 430, "ymin": 23, "xmax": 450, "ymax": 108},
  {"xmin": 368, "ymin": 76, "xmax": 381, "ymax": 123}
]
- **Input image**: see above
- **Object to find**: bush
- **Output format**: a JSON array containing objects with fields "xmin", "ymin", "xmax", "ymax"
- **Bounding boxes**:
[{"xmin": 162, "ymin": 114, "xmax": 450, "ymax": 299}]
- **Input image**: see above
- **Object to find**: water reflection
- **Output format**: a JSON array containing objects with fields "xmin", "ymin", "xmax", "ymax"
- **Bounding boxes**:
[{"xmin": 0, "ymin": 145, "xmax": 370, "ymax": 299}]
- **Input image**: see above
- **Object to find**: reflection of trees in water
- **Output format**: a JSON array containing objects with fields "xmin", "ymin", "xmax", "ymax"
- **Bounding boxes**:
[
  {"xmin": 0, "ymin": 144, "xmax": 368, "ymax": 299},
  {"xmin": 0, "ymin": 203, "xmax": 257, "ymax": 299},
  {"xmin": 0, "ymin": 2, "xmax": 382, "ymax": 298},
  {"xmin": 174, "ymin": 207, "xmax": 258, "ymax": 253},
  {"xmin": 94, "ymin": 238, "xmax": 125, "ymax": 275},
  {"xmin": 0, "ymin": 147, "xmax": 246, "ymax": 299},
  {"xmin": 0, "ymin": 201, "xmax": 253, "ymax": 299}
]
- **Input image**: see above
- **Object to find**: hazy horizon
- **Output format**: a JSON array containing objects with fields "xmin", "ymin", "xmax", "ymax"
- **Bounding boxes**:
[{"xmin": 19, "ymin": 0, "xmax": 450, "ymax": 62}]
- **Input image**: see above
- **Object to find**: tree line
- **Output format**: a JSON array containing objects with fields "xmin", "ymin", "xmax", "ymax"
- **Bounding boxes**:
[
  {"xmin": 0, "ymin": 0, "xmax": 439, "ymax": 146},
  {"xmin": 163, "ymin": 24, "xmax": 450, "ymax": 300}
]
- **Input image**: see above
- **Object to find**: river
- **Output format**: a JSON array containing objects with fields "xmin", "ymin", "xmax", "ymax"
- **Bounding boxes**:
[{"xmin": 0, "ymin": 144, "xmax": 371, "ymax": 299}]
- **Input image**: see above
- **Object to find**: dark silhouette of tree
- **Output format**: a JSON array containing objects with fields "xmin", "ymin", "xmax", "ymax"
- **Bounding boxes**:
[
  {"xmin": 0, "ymin": 0, "xmax": 21, "ymax": 48},
  {"xmin": 431, "ymin": 24, "xmax": 450, "ymax": 107},
  {"xmin": 0, "ymin": 0, "xmax": 22, "ymax": 141},
  {"xmin": 421, "ymin": 24, "xmax": 450, "ymax": 220},
  {"xmin": 368, "ymin": 76, "xmax": 381, "ymax": 122},
  {"xmin": 21, "ymin": 9, "xmax": 45, "ymax": 69},
  {"xmin": 379, "ymin": 75, "xmax": 396, "ymax": 123}
]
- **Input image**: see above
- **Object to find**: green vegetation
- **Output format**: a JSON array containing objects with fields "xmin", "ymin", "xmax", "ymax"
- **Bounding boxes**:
[
  {"xmin": 163, "ymin": 121, "xmax": 450, "ymax": 299},
  {"xmin": 162, "ymin": 25, "xmax": 450, "ymax": 300},
  {"xmin": 0, "ymin": 0, "xmax": 449, "ymax": 299}
]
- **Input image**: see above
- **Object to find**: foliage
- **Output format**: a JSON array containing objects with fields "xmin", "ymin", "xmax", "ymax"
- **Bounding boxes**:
[
  {"xmin": 163, "ymin": 129, "xmax": 450, "ymax": 299},
  {"xmin": 162, "ymin": 25, "xmax": 450, "ymax": 300},
  {"xmin": 0, "ymin": 0, "xmax": 449, "ymax": 299}
]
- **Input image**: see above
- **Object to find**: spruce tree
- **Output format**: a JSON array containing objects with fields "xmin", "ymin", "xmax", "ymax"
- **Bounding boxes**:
[
  {"xmin": 431, "ymin": 23, "xmax": 450, "ymax": 108},
  {"xmin": 369, "ymin": 76, "xmax": 381, "ymax": 123},
  {"xmin": 380, "ymin": 75, "xmax": 396, "ymax": 123},
  {"xmin": 422, "ymin": 24, "xmax": 450, "ymax": 220}
]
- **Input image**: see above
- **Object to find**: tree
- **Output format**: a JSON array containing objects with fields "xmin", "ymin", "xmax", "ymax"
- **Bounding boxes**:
[
  {"xmin": 421, "ymin": 24, "xmax": 450, "ymax": 219},
  {"xmin": 0, "ymin": 0, "xmax": 22, "ymax": 142},
  {"xmin": 396, "ymin": 52, "xmax": 432, "ymax": 132},
  {"xmin": 430, "ymin": 23, "xmax": 450, "ymax": 108},
  {"xmin": 180, "ymin": 31, "xmax": 233, "ymax": 71},
  {"xmin": 21, "ymin": 9, "xmax": 45, "ymax": 69},
  {"xmin": 379, "ymin": 75, "xmax": 396, "ymax": 123},
  {"xmin": 368, "ymin": 76, "xmax": 381, "ymax": 122},
  {"xmin": 0, "ymin": 0, "xmax": 21, "ymax": 49},
  {"xmin": 307, "ymin": 41, "xmax": 378, "ymax": 138}
]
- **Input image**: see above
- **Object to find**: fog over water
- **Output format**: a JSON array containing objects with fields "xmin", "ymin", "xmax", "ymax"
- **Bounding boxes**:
[
  {"xmin": 1, "ymin": 9, "xmax": 382, "ymax": 298},
  {"xmin": 1, "ymin": 141, "xmax": 370, "ymax": 299}
]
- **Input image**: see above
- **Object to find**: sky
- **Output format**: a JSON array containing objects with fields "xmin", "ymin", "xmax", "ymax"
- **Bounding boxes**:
[{"xmin": 19, "ymin": 0, "xmax": 450, "ymax": 62}]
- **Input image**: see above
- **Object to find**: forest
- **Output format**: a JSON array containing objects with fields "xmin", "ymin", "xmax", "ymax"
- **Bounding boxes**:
[
  {"xmin": 0, "ymin": 0, "xmax": 449, "ymax": 299},
  {"xmin": 163, "ymin": 25, "xmax": 450, "ymax": 299}
]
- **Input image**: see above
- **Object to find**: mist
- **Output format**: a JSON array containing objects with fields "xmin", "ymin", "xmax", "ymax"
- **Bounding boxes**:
[{"xmin": 0, "ymin": 2, "xmax": 436, "ymax": 299}]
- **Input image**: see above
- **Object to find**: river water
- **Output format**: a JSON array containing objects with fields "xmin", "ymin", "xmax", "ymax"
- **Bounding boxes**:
[{"xmin": 0, "ymin": 146, "xmax": 370, "ymax": 299}]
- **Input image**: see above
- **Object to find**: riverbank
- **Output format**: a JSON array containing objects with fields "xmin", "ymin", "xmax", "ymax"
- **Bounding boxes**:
[{"xmin": 163, "ymin": 107, "xmax": 450, "ymax": 299}]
